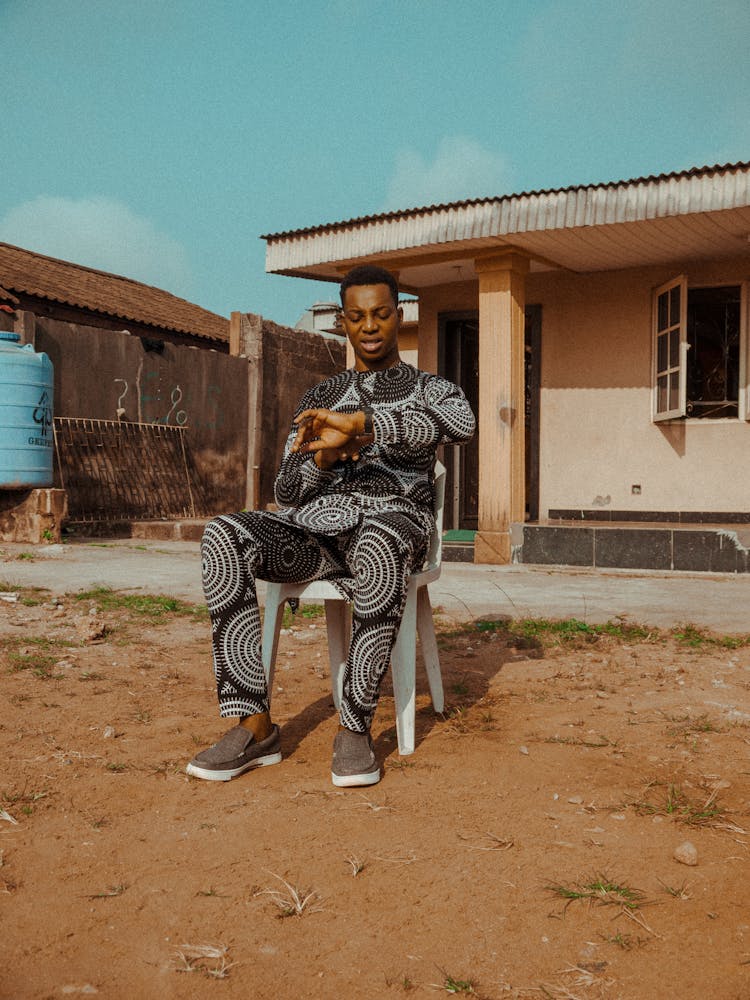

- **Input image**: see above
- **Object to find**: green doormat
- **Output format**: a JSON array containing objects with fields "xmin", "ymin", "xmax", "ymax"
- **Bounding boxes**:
[{"xmin": 442, "ymin": 529, "xmax": 477, "ymax": 543}]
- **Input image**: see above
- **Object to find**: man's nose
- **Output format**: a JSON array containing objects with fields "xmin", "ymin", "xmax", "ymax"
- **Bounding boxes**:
[{"xmin": 363, "ymin": 313, "xmax": 378, "ymax": 331}]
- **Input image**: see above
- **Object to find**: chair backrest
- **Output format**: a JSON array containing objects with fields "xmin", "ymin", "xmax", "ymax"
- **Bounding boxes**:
[{"xmin": 424, "ymin": 459, "xmax": 446, "ymax": 572}]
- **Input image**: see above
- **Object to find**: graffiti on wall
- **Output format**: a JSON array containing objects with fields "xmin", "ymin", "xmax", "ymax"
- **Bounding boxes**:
[{"xmin": 112, "ymin": 362, "xmax": 224, "ymax": 430}]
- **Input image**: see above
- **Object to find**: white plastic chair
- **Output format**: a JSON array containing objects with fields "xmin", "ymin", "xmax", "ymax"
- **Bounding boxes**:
[{"xmin": 260, "ymin": 461, "xmax": 446, "ymax": 755}]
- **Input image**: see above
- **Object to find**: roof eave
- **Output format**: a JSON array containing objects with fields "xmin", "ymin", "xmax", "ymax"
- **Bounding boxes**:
[
  {"xmin": 10, "ymin": 285, "xmax": 228, "ymax": 341},
  {"xmin": 264, "ymin": 160, "xmax": 750, "ymax": 279}
]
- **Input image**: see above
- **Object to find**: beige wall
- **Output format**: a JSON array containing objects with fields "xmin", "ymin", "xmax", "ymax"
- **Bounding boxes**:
[
  {"xmin": 414, "ymin": 258, "xmax": 750, "ymax": 517},
  {"xmin": 398, "ymin": 324, "xmax": 419, "ymax": 367},
  {"xmin": 530, "ymin": 259, "xmax": 750, "ymax": 515}
]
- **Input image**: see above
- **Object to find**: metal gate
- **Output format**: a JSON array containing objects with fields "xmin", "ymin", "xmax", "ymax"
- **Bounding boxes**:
[{"xmin": 54, "ymin": 417, "xmax": 209, "ymax": 522}]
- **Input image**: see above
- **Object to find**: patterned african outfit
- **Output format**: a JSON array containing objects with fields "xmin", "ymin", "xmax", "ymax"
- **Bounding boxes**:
[{"xmin": 201, "ymin": 361, "xmax": 475, "ymax": 733}]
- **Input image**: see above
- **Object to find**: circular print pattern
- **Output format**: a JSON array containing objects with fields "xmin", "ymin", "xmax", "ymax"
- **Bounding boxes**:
[
  {"xmin": 220, "ymin": 606, "xmax": 264, "ymax": 694},
  {"xmin": 202, "ymin": 518, "xmax": 244, "ymax": 613},
  {"xmin": 352, "ymin": 530, "xmax": 404, "ymax": 619}
]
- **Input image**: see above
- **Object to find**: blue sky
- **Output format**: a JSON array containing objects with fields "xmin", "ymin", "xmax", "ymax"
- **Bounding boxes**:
[{"xmin": 1, "ymin": 0, "xmax": 748, "ymax": 326}]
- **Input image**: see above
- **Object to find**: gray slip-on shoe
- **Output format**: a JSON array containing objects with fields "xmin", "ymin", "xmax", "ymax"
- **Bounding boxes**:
[
  {"xmin": 331, "ymin": 729, "xmax": 380, "ymax": 787},
  {"xmin": 187, "ymin": 724, "xmax": 281, "ymax": 781}
]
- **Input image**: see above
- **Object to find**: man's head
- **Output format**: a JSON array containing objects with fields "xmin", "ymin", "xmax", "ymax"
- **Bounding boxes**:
[
  {"xmin": 339, "ymin": 264, "xmax": 399, "ymax": 310},
  {"xmin": 339, "ymin": 265, "xmax": 402, "ymax": 372}
]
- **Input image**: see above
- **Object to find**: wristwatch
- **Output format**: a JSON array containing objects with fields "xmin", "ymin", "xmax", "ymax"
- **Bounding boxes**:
[{"xmin": 362, "ymin": 405, "xmax": 374, "ymax": 437}]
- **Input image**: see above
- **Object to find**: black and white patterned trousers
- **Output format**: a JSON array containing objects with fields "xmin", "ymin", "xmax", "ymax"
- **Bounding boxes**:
[{"xmin": 201, "ymin": 509, "xmax": 429, "ymax": 733}]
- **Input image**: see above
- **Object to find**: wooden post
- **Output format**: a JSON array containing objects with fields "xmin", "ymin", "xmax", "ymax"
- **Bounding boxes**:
[
  {"xmin": 473, "ymin": 251, "xmax": 529, "ymax": 564},
  {"xmin": 230, "ymin": 311, "xmax": 264, "ymax": 510},
  {"xmin": 13, "ymin": 310, "xmax": 36, "ymax": 346}
]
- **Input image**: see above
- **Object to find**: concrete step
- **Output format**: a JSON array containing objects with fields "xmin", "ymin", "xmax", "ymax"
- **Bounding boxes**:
[
  {"xmin": 65, "ymin": 519, "xmax": 209, "ymax": 542},
  {"xmin": 442, "ymin": 541, "xmax": 475, "ymax": 563}
]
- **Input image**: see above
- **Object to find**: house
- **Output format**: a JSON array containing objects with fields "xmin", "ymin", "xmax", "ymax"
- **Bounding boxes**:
[
  {"xmin": 0, "ymin": 243, "xmax": 344, "ymax": 536},
  {"xmin": 294, "ymin": 301, "xmax": 343, "ymax": 337},
  {"xmin": 263, "ymin": 161, "xmax": 750, "ymax": 572},
  {"xmin": 0, "ymin": 241, "xmax": 229, "ymax": 349},
  {"xmin": 0, "ymin": 242, "xmax": 241, "ymax": 534}
]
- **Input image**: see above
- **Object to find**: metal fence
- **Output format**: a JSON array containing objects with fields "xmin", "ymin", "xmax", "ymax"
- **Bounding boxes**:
[{"xmin": 54, "ymin": 417, "xmax": 210, "ymax": 522}]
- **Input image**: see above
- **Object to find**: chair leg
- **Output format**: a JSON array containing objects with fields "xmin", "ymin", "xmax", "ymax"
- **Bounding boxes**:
[
  {"xmin": 390, "ymin": 583, "xmax": 418, "ymax": 755},
  {"xmin": 261, "ymin": 583, "xmax": 287, "ymax": 704},
  {"xmin": 324, "ymin": 599, "xmax": 350, "ymax": 712},
  {"xmin": 416, "ymin": 586, "xmax": 444, "ymax": 714}
]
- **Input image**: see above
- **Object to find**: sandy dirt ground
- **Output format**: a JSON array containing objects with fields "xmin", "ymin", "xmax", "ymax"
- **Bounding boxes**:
[{"xmin": 1, "ymin": 579, "xmax": 750, "ymax": 1000}]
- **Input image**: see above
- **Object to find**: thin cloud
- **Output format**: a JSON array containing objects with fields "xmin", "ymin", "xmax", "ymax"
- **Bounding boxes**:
[
  {"xmin": 521, "ymin": 0, "xmax": 750, "ymax": 125},
  {"xmin": 0, "ymin": 195, "xmax": 191, "ymax": 296},
  {"xmin": 383, "ymin": 136, "xmax": 514, "ymax": 211}
]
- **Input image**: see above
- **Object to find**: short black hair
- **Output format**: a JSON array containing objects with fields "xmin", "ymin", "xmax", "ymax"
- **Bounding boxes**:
[{"xmin": 339, "ymin": 265, "xmax": 399, "ymax": 309}]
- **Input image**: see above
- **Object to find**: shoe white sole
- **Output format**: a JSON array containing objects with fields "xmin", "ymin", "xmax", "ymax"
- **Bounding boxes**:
[
  {"xmin": 331, "ymin": 769, "xmax": 380, "ymax": 788},
  {"xmin": 186, "ymin": 751, "xmax": 282, "ymax": 782}
]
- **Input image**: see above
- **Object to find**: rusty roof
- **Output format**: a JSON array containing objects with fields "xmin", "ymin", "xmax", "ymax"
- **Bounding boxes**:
[
  {"xmin": 0, "ymin": 284, "xmax": 20, "ymax": 305},
  {"xmin": 261, "ymin": 160, "xmax": 750, "ymax": 241},
  {"xmin": 0, "ymin": 242, "xmax": 228, "ymax": 342}
]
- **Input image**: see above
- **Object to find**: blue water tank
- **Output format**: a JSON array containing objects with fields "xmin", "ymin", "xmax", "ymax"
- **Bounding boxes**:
[{"xmin": 0, "ymin": 332, "xmax": 55, "ymax": 488}]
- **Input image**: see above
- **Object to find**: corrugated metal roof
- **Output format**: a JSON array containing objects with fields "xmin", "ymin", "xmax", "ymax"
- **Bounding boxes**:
[
  {"xmin": 263, "ymin": 160, "xmax": 750, "ymax": 274},
  {"xmin": 0, "ymin": 242, "xmax": 228, "ymax": 342}
]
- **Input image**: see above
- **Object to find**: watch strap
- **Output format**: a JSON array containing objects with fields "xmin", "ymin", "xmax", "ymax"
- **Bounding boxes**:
[{"xmin": 362, "ymin": 405, "xmax": 374, "ymax": 436}]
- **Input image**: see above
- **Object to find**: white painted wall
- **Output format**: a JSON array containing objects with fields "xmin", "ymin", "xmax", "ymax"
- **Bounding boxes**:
[
  {"xmin": 418, "ymin": 257, "xmax": 750, "ymax": 518},
  {"xmin": 530, "ymin": 259, "xmax": 750, "ymax": 515}
]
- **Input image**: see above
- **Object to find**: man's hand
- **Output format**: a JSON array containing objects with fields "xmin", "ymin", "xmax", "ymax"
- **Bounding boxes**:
[{"xmin": 292, "ymin": 408, "xmax": 372, "ymax": 470}]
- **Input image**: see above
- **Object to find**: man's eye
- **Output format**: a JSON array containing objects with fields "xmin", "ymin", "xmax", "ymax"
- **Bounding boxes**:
[{"xmin": 376, "ymin": 310, "xmax": 391, "ymax": 319}]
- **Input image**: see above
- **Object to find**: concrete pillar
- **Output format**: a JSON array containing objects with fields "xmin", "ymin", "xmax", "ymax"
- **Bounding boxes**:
[
  {"xmin": 473, "ymin": 251, "xmax": 529, "ymax": 564},
  {"xmin": 230, "ymin": 312, "xmax": 264, "ymax": 510}
]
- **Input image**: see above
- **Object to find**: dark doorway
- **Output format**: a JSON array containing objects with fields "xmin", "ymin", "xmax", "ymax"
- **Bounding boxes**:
[
  {"xmin": 439, "ymin": 306, "xmax": 541, "ymax": 530},
  {"xmin": 439, "ymin": 314, "xmax": 479, "ymax": 531}
]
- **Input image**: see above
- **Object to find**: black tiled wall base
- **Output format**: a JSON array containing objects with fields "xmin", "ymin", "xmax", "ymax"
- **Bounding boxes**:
[
  {"xmin": 549, "ymin": 509, "xmax": 750, "ymax": 525},
  {"xmin": 520, "ymin": 525, "xmax": 750, "ymax": 573}
]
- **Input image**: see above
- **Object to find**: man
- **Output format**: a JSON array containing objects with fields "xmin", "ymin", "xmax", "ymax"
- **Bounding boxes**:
[{"xmin": 187, "ymin": 264, "xmax": 475, "ymax": 787}]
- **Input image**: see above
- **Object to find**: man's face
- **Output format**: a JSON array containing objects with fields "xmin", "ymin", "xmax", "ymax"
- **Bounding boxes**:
[{"xmin": 340, "ymin": 283, "xmax": 402, "ymax": 372}]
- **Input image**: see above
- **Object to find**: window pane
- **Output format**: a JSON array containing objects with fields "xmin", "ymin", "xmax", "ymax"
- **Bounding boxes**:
[
  {"xmin": 657, "ymin": 375, "xmax": 668, "ymax": 412},
  {"xmin": 658, "ymin": 291, "xmax": 668, "ymax": 331},
  {"xmin": 657, "ymin": 333, "xmax": 667, "ymax": 372},
  {"xmin": 669, "ymin": 328, "xmax": 680, "ymax": 368},
  {"xmin": 670, "ymin": 370, "xmax": 680, "ymax": 405},
  {"xmin": 686, "ymin": 285, "xmax": 741, "ymax": 418},
  {"xmin": 670, "ymin": 285, "xmax": 680, "ymax": 325}
]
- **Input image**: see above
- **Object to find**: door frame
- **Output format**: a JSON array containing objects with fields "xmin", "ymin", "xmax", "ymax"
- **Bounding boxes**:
[
  {"xmin": 525, "ymin": 304, "xmax": 542, "ymax": 522},
  {"xmin": 438, "ymin": 306, "xmax": 542, "ymax": 527}
]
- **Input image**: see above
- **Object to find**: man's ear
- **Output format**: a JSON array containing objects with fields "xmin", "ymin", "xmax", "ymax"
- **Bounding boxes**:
[{"xmin": 397, "ymin": 305, "xmax": 403, "ymax": 323}]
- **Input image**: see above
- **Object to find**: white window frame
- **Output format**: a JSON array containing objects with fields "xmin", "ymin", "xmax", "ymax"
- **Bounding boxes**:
[
  {"xmin": 741, "ymin": 280, "xmax": 749, "ymax": 422},
  {"xmin": 652, "ymin": 277, "xmax": 749, "ymax": 422},
  {"xmin": 652, "ymin": 275, "xmax": 688, "ymax": 422}
]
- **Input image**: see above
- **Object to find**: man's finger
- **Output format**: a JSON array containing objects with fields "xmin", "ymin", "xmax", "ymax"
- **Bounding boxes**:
[{"xmin": 294, "ymin": 409, "xmax": 317, "ymax": 425}]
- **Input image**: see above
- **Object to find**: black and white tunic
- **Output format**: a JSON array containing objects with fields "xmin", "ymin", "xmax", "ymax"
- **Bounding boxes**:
[
  {"xmin": 201, "ymin": 362, "xmax": 475, "ymax": 732},
  {"xmin": 273, "ymin": 362, "xmax": 476, "ymax": 543}
]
